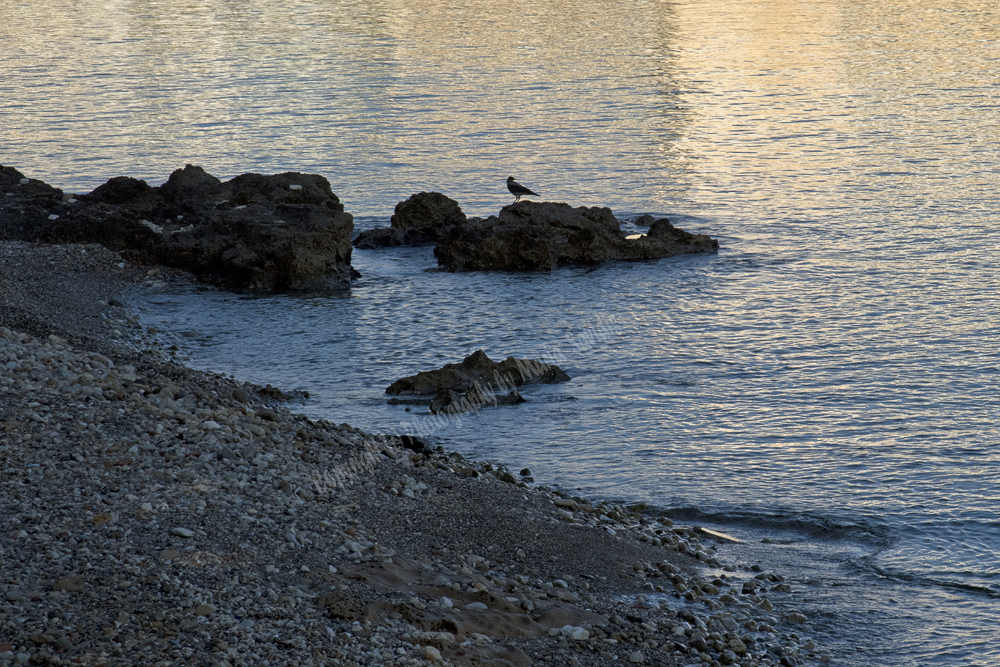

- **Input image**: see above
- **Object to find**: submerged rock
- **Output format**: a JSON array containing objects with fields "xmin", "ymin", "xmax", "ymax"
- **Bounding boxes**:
[
  {"xmin": 434, "ymin": 201, "xmax": 718, "ymax": 271},
  {"xmin": 0, "ymin": 164, "xmax": 356, "ymax": 291},
  {"xmin": 386, "ymin": 350, "xmax": 569, "ymax": 415},
  {"xmin": 429, "ymin": 386, "xmax": 526, "ymax": 415},
  {"xmin": 353, "ymin": 226, "xmax": 404, "ymax": 249},
  {"xmin": 353, "ymin": 191, "xmax": 466, "ymax": 248},
  {"xmin": 386, "ymin": 350, "xmax": 570, "ymax": 397}
]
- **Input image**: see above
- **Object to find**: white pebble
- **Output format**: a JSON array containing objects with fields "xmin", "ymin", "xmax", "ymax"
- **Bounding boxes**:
[
  {"xmin": 19, "ymin": 178, "xmax": 29, "ymax": 184},
  {"xmin": 48, "ymin": 214, "xmax": 59, "ymax": 220},
  {"xmin": 170, "ymin": 527, "xmax": 195, "ymax": 537},
  {"xmin": 289, "ymin": 184, "xmax": 302, "ymax": 190},
  {"xmin": 560, "ymin": 625, "xmax": 589, "ymax": 640}
]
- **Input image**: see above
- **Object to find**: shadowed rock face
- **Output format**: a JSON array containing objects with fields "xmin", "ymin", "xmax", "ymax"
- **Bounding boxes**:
[
  {"xmin": 0, "ymin": 164, "xmax": 356, "ymax": 291},
  {"xmin": 434, "ymin": 200, "xmax": 718, "ymax": 271},
  {"xmin": 354, "ymin": 191, "xmax": 466, "ymax": 248}
]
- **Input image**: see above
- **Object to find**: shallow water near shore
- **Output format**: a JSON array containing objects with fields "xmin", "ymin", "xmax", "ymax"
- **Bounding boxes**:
[
  {"xmin": 7, "ymin": 0, "xmax": 1000, "ymax": 663},
  {"xmin": 138, "ymin": 208, "xmax": 1000, "ymax": 664}
]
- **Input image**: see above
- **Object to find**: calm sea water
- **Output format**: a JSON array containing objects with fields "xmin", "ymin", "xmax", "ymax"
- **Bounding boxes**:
[{"xmin": 5, "ymin": 0, "xmax": 1000, "ymax": 663}]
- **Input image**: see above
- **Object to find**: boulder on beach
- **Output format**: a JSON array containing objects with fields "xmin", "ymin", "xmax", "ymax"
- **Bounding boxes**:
[
  {"xmin": 353, "ymin": 191, "xmax": 466, "ymax": 248},
  {"xmin": 433, "ymin": 200, "xmax": 718, "ymax": 272},
  {"xmin": 0, "ymin": 164, "xmax": 357, "ymax": 291}
]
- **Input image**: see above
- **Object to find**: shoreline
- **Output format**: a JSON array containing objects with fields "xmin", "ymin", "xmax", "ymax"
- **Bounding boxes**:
[{"xmin": 1, "ymin": 240, "xmax": 829, "ymax": 666}]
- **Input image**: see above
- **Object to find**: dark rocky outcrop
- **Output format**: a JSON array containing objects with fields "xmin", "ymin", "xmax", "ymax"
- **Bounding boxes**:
[
  {"xmin": 0, "ymin": 165, "xmax": 356, "ymax": 291},
  {"xmin": 353, "ymin": 191, "xmax": 466, "ymax": 248},
  {"xmin": 386, "ymin": 350, "xmax": 570, "ymax": 415},
  {"xmin": 433, "ymin": 201, "xmax": 718, "ymax": 272},
  {"xmin": 387, "ymin": 350, "xmax": 570, "ymax": 396}
]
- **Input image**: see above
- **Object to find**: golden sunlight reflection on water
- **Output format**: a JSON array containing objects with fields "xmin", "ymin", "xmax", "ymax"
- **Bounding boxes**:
[
  {"xmin": 4, "ymin": 0, "xmax": 998, "ymax": 220},
  {"xmin": 3, "ymin": 0, "xmax": 692, "ymax": 213}
]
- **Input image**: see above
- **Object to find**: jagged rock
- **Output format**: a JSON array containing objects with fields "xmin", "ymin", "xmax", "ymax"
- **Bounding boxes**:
[
  {"xmin": 0, "ymin": 165, "xmax": 74, "ymax": 242},
  {"xmin": 353, "ymin": 191, "xmax": 466, "ymax": 248},
  {"xmin": 386, "ymin": 350, "xmax": 570, "ymax": 399},
  {"xmin": 89, "ymin": 176, "xmax": 164, "ymax": 209},
  {"xmin": 0, "ymin": 165, "xmax": 356, "ymax": 291},
  {"xmin": 390, "ymin": 191, "xmax": 467, "ymax": 243},
  {"xmin": 433, "ymin": 201, "xmax": 718, "ymax": 271}
]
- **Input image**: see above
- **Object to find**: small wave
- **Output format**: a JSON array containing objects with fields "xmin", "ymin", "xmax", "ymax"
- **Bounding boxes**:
[
  {"xmin": 656, "ymin": 506, "xmax": 893, "ymax": 545},
  {"xmin": 861, "ymin": 563, "xmax": 1000, "ymax": 599}
]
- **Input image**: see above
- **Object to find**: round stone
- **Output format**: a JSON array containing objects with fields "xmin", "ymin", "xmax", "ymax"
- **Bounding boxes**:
[{"xmin": 52, "ymin": 576, "xmax": 84, "ymax": 592}]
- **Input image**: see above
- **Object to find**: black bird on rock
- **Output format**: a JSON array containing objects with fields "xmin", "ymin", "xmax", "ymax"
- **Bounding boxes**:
[{"xmin": 506, "ymin": 176, "xmax": 539, "ymax": 203}]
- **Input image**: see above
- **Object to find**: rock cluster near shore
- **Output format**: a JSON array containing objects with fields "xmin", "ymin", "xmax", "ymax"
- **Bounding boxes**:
[
  {"xmin": 354, "ymin": 192, "xmax": 718, "ymax": 272},
  {"xmin": 434, "ymin": 201, "xmax": 718, "ymax": 272},
  {"xmin": 0, "ymin": 165, "xmax": 356, "ymax": 291},
  {"xmin": 3, "ymin": 168, "xmax": 718, "ymax": 291}
]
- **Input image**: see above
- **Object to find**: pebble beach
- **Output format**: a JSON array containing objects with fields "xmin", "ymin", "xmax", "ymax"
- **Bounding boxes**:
[{"xmin": 1, "ymin": 241, "xmax": 830, "ymax": 666}]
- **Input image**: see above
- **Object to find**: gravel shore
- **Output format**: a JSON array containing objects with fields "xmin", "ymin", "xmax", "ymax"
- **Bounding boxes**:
[{"xmin": 1, "ymin": 240, "xmax": 829, "ymax": 666}]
